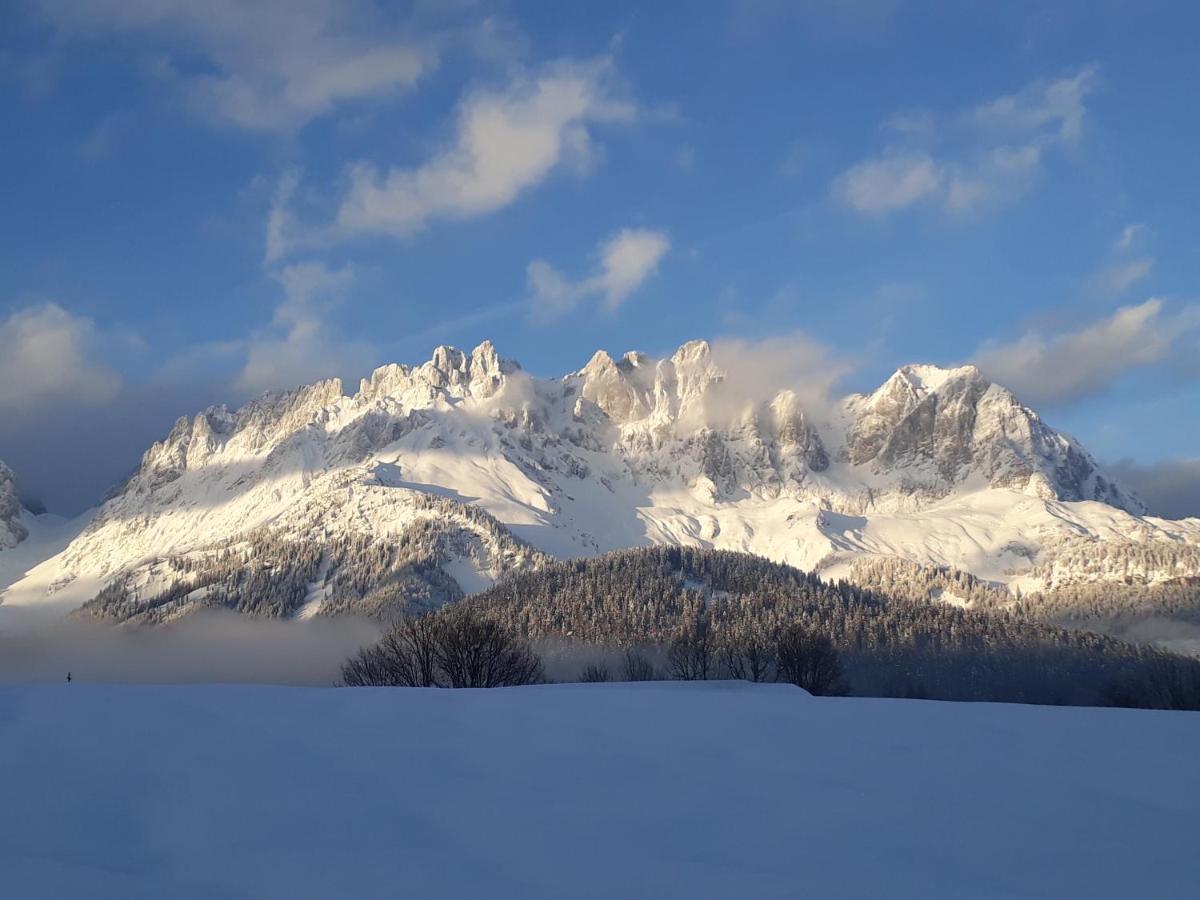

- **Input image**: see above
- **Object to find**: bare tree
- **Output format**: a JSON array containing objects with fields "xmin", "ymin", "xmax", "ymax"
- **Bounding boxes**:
[
  {"xmin": 340, "ymin": 606, "xmax": 543, "ymax": 688},
  {"xmin": 775, "ymin": 623, "xmax": 848, "ymax": 696},
  {"xmin": 433, "ymin": 607, "xmax": 544, "ymax": 688},
  {"xmin": 579, "ymin": 663, "xmax": 611, "ymax": 683},
  {"xmin": 621, "ymin": 648, "xmax": 658, "ymax": 682},
  {"xmin": 667, "ymin": 613, "xmax": 713, "ymax": 681},
  {"xmin": 719, "ymin": 627, "xmax": 775, "ymax": 682},
  {"xmin": 341, "ymin": 615, "xmax": 440, "ymax": 687}
]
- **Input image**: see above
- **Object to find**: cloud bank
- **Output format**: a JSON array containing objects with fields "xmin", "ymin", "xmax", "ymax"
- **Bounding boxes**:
[{"xmin": 1106, "ymin": 458, "xmax": 1200, "ymax": 520}]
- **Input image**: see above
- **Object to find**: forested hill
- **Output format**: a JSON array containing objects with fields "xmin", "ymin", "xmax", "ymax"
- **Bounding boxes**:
[{"xmin": 465, "ymin": 546, "xmax": 1200, "ymax": 708}]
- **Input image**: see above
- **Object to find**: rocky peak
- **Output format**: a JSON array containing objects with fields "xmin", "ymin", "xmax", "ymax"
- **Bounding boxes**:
[
  {"xmin": 360, "ymin": 342, "xmax": 517, "ymax": 405},
  {"xmin": 845, "ymin": 364, "xmax": 1142, "ymax": 513},
  {"xmin": 577, "ymin": 350, "xmax": 656, "ymax": 423},
  {"xmin": 0, "ymin": 460, "xmax": 28, "ymax": 548}
]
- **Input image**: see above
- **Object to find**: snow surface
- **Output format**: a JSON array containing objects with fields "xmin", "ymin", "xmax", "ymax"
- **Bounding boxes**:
[
  {"xmin": 0, "ymin": 510, "xmax": 90, "ymax": 602},
  {"xmin": 1, "ymin": 681, "xmax": 1197, "ymax": 899}
]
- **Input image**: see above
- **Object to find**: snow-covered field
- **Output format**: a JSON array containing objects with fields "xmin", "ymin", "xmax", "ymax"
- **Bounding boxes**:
[{"xmin": 1, "ymin": 682, "xmax": 1196, "ymax": 899}]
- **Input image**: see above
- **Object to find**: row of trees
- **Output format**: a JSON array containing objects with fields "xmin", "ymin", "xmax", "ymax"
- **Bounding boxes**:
[
  {"xmin": 342, "ymin": 604, "xmax": 849, "ymax": 697},
  {"xmin": 662, "ymin": 614, "xmax": 847, "ymax": 695}
]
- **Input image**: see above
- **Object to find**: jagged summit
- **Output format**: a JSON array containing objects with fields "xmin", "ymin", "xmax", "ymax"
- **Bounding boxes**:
[{"xmin": 108, "ymin": 339, "xmax": 1148, "ymax": 527}]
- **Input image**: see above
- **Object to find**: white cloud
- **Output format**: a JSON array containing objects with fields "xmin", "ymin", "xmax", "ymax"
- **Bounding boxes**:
[
  {"xmin": 835, "ymin": 66, "xmax": 1098, "ymax": 217},
  {"xmin": 1087, "ymin": 223, "xmax": 1154, "ymax": 297},
  {"xmin": 526, "ymin": 227, "xmax": 669, "ymax": 322},
  {"xmin": 1088, "ymin": 257, "xmax": 1154, "ymax": 297},
  {"xmin": 264, "ymin": 169, "xmax": 301, "ymax": 265},
  {"xmin": 37, "ymin": 0, "xmax": 439, "ymax": 133},
  {"xmin": 330, "ymin": 59, "xmax": 635, "ymax": 242},
  {"xmin": 1114, "ymin": 222, "xmax": 1147, "ymax": 252},
  {"xmin": 237, "ymin": 261, "xmax": 375, "ymax": 394},
  {"xmin": 969, "ymin": 65, "xmax": 1097, "ymax": 142},
  {"xmin": 0, "ymin": 304, "xmax": 123, "ymax": 412},
  {"xmin": 834, "ymin": 152, "xmax": 943, "ymax": 214},
  {"xmin": 597, "ymin": 229, "xmax": 672, "ymax": 311},
  {"xmin": 973, "ymin": 298, "xmax": 1198, "ymax": 406}
]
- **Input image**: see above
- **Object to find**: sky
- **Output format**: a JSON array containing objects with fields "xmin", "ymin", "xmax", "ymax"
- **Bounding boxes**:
[{"xmin": 1, "ymin": 0, "xmax": 1198, "ymax": 516}]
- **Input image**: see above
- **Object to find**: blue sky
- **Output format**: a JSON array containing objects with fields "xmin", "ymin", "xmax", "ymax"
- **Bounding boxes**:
[{"xmin": 1, "ymin": 0, "xmax": 1198, "ymax": 514}]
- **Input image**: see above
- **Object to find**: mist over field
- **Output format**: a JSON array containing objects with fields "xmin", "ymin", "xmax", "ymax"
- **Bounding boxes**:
[{"xmin": 0, "ymin": 611, "xmax": 380, "ymax": 686}]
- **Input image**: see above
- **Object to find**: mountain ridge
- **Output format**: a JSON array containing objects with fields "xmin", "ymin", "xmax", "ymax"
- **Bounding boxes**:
[{"xmin": 2, "ymin": 339, "xmax": 1196, "ymax": 635}]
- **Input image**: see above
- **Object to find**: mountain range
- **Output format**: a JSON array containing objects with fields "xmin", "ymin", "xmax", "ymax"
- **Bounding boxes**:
[{"xmin": 1, "ymin": 340, "xmax": 1198, "ymax": 646}]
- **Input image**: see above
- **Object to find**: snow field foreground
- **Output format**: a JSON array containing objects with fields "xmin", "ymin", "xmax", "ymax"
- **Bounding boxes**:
[{"xmin": 1, "ymin": 682, "xmax": 1197, "ymax": 899}]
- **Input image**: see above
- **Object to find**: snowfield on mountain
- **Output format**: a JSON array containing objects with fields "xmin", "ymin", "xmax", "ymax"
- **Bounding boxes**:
[
  {"xmin": 1, "ymin": 341, "xmax": 1197, "ymax": 640},
  {"xmin": 1, "ymin": 681, "xmax": 1197, "ymax": 899}
]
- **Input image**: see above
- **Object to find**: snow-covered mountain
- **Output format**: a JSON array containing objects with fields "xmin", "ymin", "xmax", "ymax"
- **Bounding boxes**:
[
  {"xmin": 3, "ymin": 340, "xmax": 1198, "ymax": 631},
  {"xmin": 0, "ymin": 460, "xmax": 28, "ymax": 550}
]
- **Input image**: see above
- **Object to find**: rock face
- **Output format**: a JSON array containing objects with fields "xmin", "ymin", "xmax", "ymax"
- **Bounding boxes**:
[
  {"xmin": 843, "ymin": 365, "xmax": 1139, "ymax": 512},
  {"xmin": 0, "ymin": 461, "xmax": 27, "ymax": 550},
  {"xmin": 6, "ymin": 339, "xmax": 1196, "ymax": 625}
]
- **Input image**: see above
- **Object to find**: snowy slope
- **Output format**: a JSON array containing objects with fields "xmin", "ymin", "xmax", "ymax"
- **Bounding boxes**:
[
  {"xmin": 1, "ymin": 681, "xmax": 1197, "ymax": 899},
  {"xmin": 3, "ymin": 340, "xmax": 1198, "ymax": 623}
]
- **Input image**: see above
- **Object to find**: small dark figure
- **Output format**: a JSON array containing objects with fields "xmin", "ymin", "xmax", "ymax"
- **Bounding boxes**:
[{"xmin": 66, "ymin": 672, "xmax": 72, "ymax": 683}]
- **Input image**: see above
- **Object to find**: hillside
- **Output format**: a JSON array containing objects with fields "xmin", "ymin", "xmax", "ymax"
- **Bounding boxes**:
[
  {"xmin": 462, "ymin": 546, "xmax": 1200, "ymax": 707},
  {"xmin": 1, "ymin": 682, "xmax": 1196, "ymax": 899}
]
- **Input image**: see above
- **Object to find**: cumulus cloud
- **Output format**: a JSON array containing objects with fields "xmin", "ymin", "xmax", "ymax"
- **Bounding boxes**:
[
  {"xmin": 835, "ymin": 66, "xmax": 1098, "ymax": 216},
  {"xmin": 0, "ymin": 304, "xmax": 122, "ymax": 413},
  {"xmin": 1105, "ymin": 458, "xmax": 1200, "ymax": 520},
  {"xmin": 36, "ymin": 0, "xmax": 439, "ymax": 133},
  {"xmin": 526, "ymin": 227, "xmax": 669, "ymax": 322},
  {"xmin": 326, "ymin": 59, "xmax": 635, "ymax": 243},
  {"xmin": 237, "ymin": 261, "xmax": 375, "ymax": 394},
  {"xmin": 973, "ymin": 298, "xmax": 1199, "ymax": 406}
]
